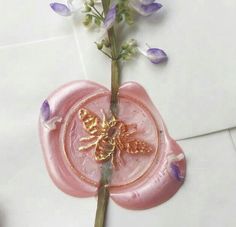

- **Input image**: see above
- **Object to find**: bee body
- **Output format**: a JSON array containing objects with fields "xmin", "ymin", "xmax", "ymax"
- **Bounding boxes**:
[{"xmin": 78, "ymin": 108, "xmax": 153, "ymax": 166}]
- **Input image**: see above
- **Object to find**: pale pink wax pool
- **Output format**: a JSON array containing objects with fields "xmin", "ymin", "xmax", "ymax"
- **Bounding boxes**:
[{"xmin": 39, "ymin": 80, "xmax": 186, "ymax": 210}]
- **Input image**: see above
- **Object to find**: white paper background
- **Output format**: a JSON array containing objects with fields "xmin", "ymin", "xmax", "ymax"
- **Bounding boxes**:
[{"xmin": 0, "ymin": 0, "xmax": 236, "ymax": 226}]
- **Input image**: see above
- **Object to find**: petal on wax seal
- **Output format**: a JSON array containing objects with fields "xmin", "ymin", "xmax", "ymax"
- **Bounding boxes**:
[
  {"xmin": 170, "ymin": 163, "xmax": 185, "ymax": 182},
  {"xmin": 167, "ymin": 153, "xmax": 185, "ymax": 182},
  {"xmin": 40, "ymin": 100, "xmax": 50, "ymax": 121},
  {"xmin": 39, "ymin": 80, "xmax": 186, "ymax": 209}
]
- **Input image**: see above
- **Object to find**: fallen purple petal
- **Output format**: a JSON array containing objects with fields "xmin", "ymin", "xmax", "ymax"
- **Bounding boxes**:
[
  {"xmin": 146, "ymin": 48, "xmax": 167, "ymax": 64},
  {"xmin": 50, "ymin": 2, "xmax": 72, "ymax": 16},
  {"xmin": 41, "ymin": 100, "xmax": 50, "ymax": 121},
  {"xmin": 131, "ymin": 2, "xmax": 162, "ymax": 16},
  {"xmin": 140, "ymin": 3, "xmax": 162, "ymax": 16},
  {"xmin": 104, "ymin": 4, "xmax": 117, "ymax": 30}
]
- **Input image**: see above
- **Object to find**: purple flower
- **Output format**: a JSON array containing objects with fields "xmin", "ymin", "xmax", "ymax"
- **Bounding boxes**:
[
  {"xmin": 40, "ymin": 100, "xmax": 50, "ymax": 121},
  {"xmin": 104, "ymin": 4, "xmax": 117, "ymax": 30},
  {"xmin": 171, "ymin": 163, "xmax": 184, "ymax": 182},
  {"xmin": 50, "ymin": 2, "xmax": 72, "ymax": 16},
  {"xmin": 130, "ymin": 1, "xmax": 162, "ymax": 16},
  {"xmin": 146, "ymin": 48, "xmax": 167, "ymax": 64}
]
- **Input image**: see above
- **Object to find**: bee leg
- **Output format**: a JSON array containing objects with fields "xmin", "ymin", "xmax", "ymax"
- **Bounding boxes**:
[
  {"xmin": 128, "ymin": 123, "xmax": 137, "ymax": 131},
  {"xmin": 125, "ymin": 130, "xmax": 136, "ymax": 137},
  {"xmin": 115, "ymin": 140, "xmax": 126, "ymax": 167},
  {"xmin": 116, "ymin": 149, "xmax": 126, "ymax": 167},
  {"xmin": 100, "ymin": 109, "xmax": 107, "ymax": 125},
  {"xmin": 111, "ymin": 153, "xmax": 118, "ymax": 169},
  {"xmin": 78, "ymin": 142, "xmax": 97, "ymax": 151},
  {"xmin": 126, "ymin": 124, "xmax": 138, "ymax": 137},
  {"xmin": 79, "ymin": 135, "xmax": 96, "ymax": 142}
]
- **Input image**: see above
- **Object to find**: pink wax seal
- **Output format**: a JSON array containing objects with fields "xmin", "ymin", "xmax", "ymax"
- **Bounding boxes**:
[{"xmin": 39, "ymin": 80, "xmax": 186, "ymax": 210}]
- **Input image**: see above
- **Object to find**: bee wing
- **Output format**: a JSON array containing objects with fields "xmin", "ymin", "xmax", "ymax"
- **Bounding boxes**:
[
  {"xmin": 78, "ymin": 108, "xmax": 103, "ymax": 136},
  {"xmin": 95, "ymin": 137, "xmax": 115, "ymax": 162},
  {"xmin": 122, "ymin": 139, "xmax": 153, "ymax": 154}
]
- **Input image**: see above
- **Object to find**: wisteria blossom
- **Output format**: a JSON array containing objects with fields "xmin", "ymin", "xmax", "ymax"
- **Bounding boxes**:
[{"xmin": 49, "ymin": 0, "xmax": 167, "ymax": 64}]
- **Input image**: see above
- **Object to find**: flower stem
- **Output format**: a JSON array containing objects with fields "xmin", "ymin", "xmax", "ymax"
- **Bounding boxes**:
[
  {"xmin": 94, "ymin": 1, "xmax": 120, "ymax": 227},
  {"xmin": 91, "ymin": 5, "xmax": 104, "ymax": 20},
  {"xmin": 94, "ymin": 161, "xmax": 112, "ymax": 227},
  {"xmin": 110, "ymin": 58, "xmax": 120, "ymax": 116}
]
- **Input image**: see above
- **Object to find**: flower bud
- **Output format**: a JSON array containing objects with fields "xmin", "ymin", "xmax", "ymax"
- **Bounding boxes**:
[
  {"xmin": 87, "ymin": 0, "xmax": 94, "ymax": 7},
  {"xmin": 83, "ymin": 14, "xmax": 92, "ymax": 26},
  {"xmin": 84, "ymin": 4, "xmax": 91, "ymax": 12},
  {"xmin": 96, "ymin": 42, "xmax": 103, "ymax": 50}
]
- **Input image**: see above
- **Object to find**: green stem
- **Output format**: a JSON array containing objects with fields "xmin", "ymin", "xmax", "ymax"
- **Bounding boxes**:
[
  {"xmin": 94, "ymin": 1, "xmax": 120, "ymax": 227},
  {"xmin": 94, "ymin": 162, "xmax": 112, "ymax": 227},
  {"xmin": 100, "ymin": 49, "xmax": 113, "ymax": 59},
  {"xmin": 89, "ymin": 13, "xmax": 103, "ymax": 21},
  {"xmin": 91, "ymin": 5, "xmax": 104, "ymax": 20},
  {"xmin": 110, "ymin": 58, "xmax": 120, "ymax": 116},
  {"xmin": 101, "ymin": 0, "xmax": 111, "ymax": 14}
]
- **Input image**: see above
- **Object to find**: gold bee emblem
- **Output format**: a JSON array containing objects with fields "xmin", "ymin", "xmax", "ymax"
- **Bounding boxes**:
[{"xmin": 78, "ymin": 108, "xmax": 153, "ymax": 166}]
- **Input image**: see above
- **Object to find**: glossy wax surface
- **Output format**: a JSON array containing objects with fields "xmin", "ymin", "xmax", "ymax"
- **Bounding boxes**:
[{"xmin": 39, "ymin": 80, "xmax": 186, "ymax": 210}]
